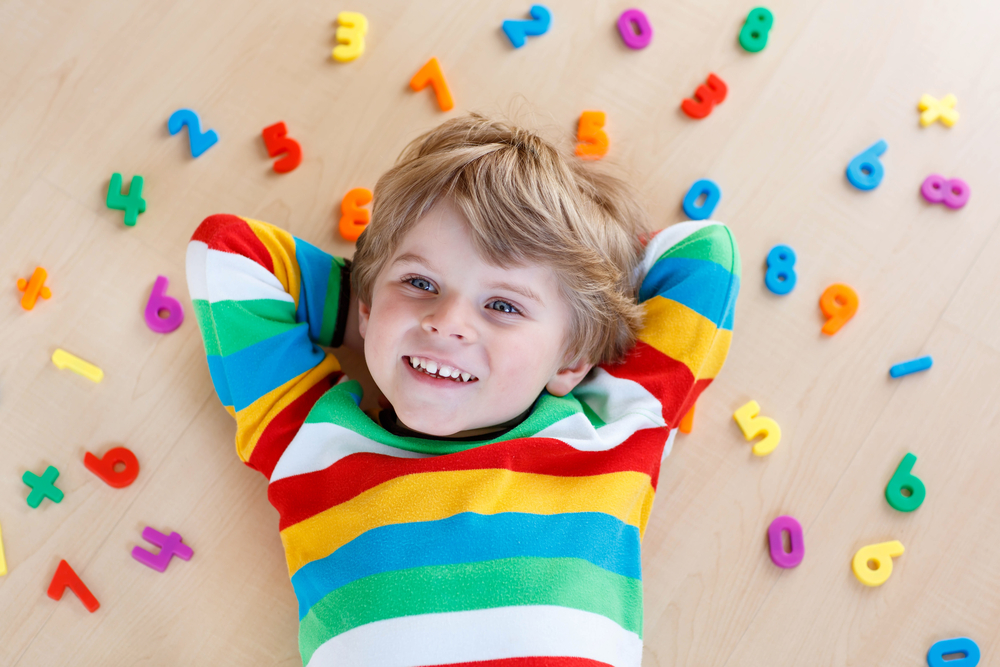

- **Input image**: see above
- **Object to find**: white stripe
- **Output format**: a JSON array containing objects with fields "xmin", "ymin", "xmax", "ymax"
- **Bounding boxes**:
[
  {"xmin": 635, "ymin": 220, "xmax": 719, "ymax": 286},
  {"xmin": 662, "ymin": 427, "xmax": 677, "ymax": 462},
  {"xmin": 270, "ymin": 421, "xmax": 433, "ymax": 483},
  {"xmin": 185, "ymin": 241, "xmax": 209, "ymax": 301},
  {"xmin": 533, "ymin": 411, "xmax": 659, "ymax": 452},
  {"xmin": 204, "ymin": 247, "xmax": 294, "ymax": 304},
  {"xmin": 305, "ymin": 605, "xmax": 643, "ymax": 667},
  {"xmin": 574, "ymin": 367, "xmax": 665, "ymax": 428}
]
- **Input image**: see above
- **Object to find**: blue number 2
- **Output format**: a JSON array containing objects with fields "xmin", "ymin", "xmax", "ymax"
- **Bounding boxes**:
[
  {"xmin": 503, "ymin": 5, "xmax": 551, "ymax": 49},
  {"xmin": 168, "ymin": 109, "xmax": 219, "ymax": 158}
]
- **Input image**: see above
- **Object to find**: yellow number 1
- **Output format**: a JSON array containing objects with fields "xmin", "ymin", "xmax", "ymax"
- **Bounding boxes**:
[
  {"xmin": 733, "ymin": 400, "xmax": 781, "ymax": 456},
  {"xmin": 333, "ymin": 11, "xmax": 367, "ymax": 62}
]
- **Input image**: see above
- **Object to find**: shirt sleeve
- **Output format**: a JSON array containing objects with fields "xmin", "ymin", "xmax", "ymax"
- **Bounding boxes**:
[
  {"xmin": 185, "ymin": 213, "xmax": 353, "ymax": 478},
  {"xmin": 599, "ymin": 221, "xmax": 741, "ymax": 430}
]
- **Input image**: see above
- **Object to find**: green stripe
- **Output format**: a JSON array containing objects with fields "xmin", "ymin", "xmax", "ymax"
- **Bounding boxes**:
[
  {"xmin": 299, "ymin": 556, "xmax": 643, "ymax": 663},
  {"xmin": 659, "ymin": 224, "xmax": 741, "ymax": 278},
  {"xmin": 203, "ymin": 299, "xmax": 298, "ymax": 356},
  {"xmin": 580, "ymin": 398, "xmax": 607, "ymax": 428},
  {"xmin": 319, "ymin": 257, "xmax": 346, "ymax": 346},
  {"xmin": 192, "ymin": 300, "xmax": 221, "ymax": 356},
  {"xmin": 304, "ymin": 386, "xmax": 583, "ymax": 455}
]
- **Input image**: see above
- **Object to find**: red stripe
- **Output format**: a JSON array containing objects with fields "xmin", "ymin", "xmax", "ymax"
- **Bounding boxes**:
[
  {"xmin": 191, "ymin": 213, "xmax": 275, "ymax": 273},
  {"xmin": 422, "ymin": 658, "xmax": 613, "ymax": 667},
  {"xmin": 270, "ymin": 427, "xmax": 668, "ymax": 530},
  {"xmin": 246, "ymin": 372, "xmax": 343, "ymax": 478},
  {"xmin": 600, "ymin": 339, "xmax": 706, "ymax": 428}
]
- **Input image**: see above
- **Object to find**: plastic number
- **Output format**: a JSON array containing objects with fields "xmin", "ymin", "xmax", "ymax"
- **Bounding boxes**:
[
  {"xmin": 410, "ymin": 57, "xmax": 454, "ymax": 112},
  {"xmin": 84, "ymin": 446, "xmax": 140, "ymax": 488},
  {"xmin": 168, "ymin": 109, "xmax": 218, "ymax": 158},
  {"xmin": 733, "ymin": 400, "xmax": 781, "ymax": 456},
  {"xmin": 262, "ymin": 121, "xmax": 302, "ymax": 174},
  {"xmin": 767, "ymin": 515, "xmax": 804, "ymax": 568},
  {"xmin": 502, "ymin": 4, "xmax": 551, "ymax": 49},
  {"xmin": 144, "ymin": 275, "xmax": 185, "ymax": 333},
  {"xmin": 927, "ymin": 638, "xmax": 980, "ymax": 667},
  {"xmin": 575, "ymin": 111, "xmax": 608, "ymax": 160},
  {"xmin": 819, "ymin": 283, "xmax": 858, "ymax": 335},
  {"xmin": 332, "ymin": 11, "xmax": 367, "ymax": 62},
  {"xmin": 845, "ymin": 139, "xmax": 886, "ymax": 190},
  {"xmin": 107, "ymin": 173, "xmax": 147, "ymax": 227},
  {"xmin": 617, "ymin": 9, "xmax": 652, "ymax": 49},
  {"xmin": 921, "ymin": 174, "xmax": 969, "ymax": 209},
  {"xmin": 884, "ymin": 452, "xmax": 925, "ymax": 512},
  {"xmin": 739, "ymin": 8, "xmax": 773, "ymax": 52},
  {"xmin": 339, "ymin": 188, "xmax": 372, "ymax": 242},
  {"xmin": 765, "ymin": 245, "xmax": 796, "ymax": 295},
  {"xmin": 851, "ymin": 540, "xmax": 904, "ymax": 587},
  {"xmin": 48, "ymin": 560, "xmax": 100, "ymax": 612},
  {"xmin": 682, "ymin": 179, "xmax": 721, "ymax": 220},
  {"xmin": 681, "ymin": 73, "xmax": 727, "ymax": 119}
]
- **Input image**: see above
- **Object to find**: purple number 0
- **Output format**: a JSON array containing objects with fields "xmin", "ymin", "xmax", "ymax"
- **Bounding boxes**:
[
  {"xmin": 767, "ymin": 515, "xmax": 804, "ymax": 568},
  {"xmin": 617, "ymin": 9, "xmax": 653, "ymax": 50},
  {"xmin": 921, "ymin": 174, "xmax": 970, "ymax": 209}
]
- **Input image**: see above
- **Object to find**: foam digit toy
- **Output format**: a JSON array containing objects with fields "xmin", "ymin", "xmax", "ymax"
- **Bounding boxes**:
[
  {"xmin": 168, "ymin": 109, "xmax": 218, "ymax": 158},
  {"xmin": 17, "ymin": 266, "xmax": 51, "ymax": 310},
  {"xmin": 765, "ymin": 245, "xmax": 796, "ymax": 295},
  {"xmin": 502, "ymin": 4, "xmax": 551, "ymax": 49},
  {"xmin": 681, "ymin": 73, "xmax": 727, "ymax": 119},
  {"xmin": 921, "ymin": 174, "xmax": 969, "ymax": 209},
  {"xmin": 132, "ymin": 527, "xmax": 194, "ymax": 572},
  {"xmin": 262, "ymin": 121, "xmax": 302, "ymax": 173},
  {"xmin": 52, "ymin": 348, "xmax": 104, "ymax": 382},
  {"xmin": 575, "ymin": 111, "xmax": 608, "ymax": 160},
  {"xmin": 339, "ymin": 188, "xmax": 372, "ymax": 242},
  {"xmin": 0, "ymin": 521, "xmax": 7, "ymax": 576},
  {"xmin": 918, "ymin": 93, "xmax": 959, "ymax": 127},
  {"xmin": 739, "ymin": 7, "xmax": 773, "ymax": 52},
  {"xmin": 885, "ymin": 453, "xmax": 926, "ymax": 512},
  {"xmin": 617, "ymin": 9, "xmax": 652, "ymax": 49},
  {"xmin": 927, "ymin": 638, "xmax": 980, "ymax": 667},
  {"xmin": 144, "ymin": 275, "xmax": 185, "ymax": 334},
  {"xmin": 106, "ymin": 173, "xmax": 146, "ymax": 226},
  {"xmin": 409, "ymin": 57, "xmax": 454, "ymax": 112},
  {"xmin": 332, "ymin": 11, "xmax": 367, "ymax": 62},
  {"xmin": 733, "ymin": 400, "xmax": 781, "ymax": 456},
  {"xmin": 845, "ymin": 139, "xmax": 886, "ymax": 190},
  {"xmin": 84, "ymin": 446, "xmax": 140, "ymax": 489},
  {"xmin": 679, "ymin": 404, "xmax": 695, "ymax": 434},
  {"xmin": 767, "ymin": 515, "xmax": 803, "ymax": 568},
  {"xmin": 890, "ymin": 355, "xmax": 932, "ymax": 378},
  {"xmin": 851, "ymin": 540, "xmax": 904, "ymax": 587},
  {"xmin": 682, "ymin": 179, "xmax": 721, "ymax": 220},
  {"xmin": 22, "ymin": 465, "xmax": 64, "ymax": 508},
  {"xmin": 47, "ymin": 560, "xmax": 100, "ymax": 612},
  {"xmin": 819, "ymin": 284, "xmax": 857, "ymax": 335}
]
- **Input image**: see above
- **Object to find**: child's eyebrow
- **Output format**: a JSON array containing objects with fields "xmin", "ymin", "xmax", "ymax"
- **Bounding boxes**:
[{"xmin": 391, "ymin": 251, "xmax": 544, "ymax": 305}]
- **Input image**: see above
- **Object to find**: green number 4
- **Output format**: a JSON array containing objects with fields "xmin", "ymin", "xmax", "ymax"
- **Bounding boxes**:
[{"xmin": 107, "ymin": 173, "xmax": 147, "ymax": 226}]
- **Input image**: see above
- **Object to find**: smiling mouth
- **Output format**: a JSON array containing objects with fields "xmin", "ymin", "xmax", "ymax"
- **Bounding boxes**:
[{"xmin": 403, "ymin": 356, "xmax": 479, "ymax": 383}]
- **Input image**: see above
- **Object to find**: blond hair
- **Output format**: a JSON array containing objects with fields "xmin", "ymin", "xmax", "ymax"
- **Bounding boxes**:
[{"xmin": 351, "ymin": 112, "xmax": 649, "ymax": 367}]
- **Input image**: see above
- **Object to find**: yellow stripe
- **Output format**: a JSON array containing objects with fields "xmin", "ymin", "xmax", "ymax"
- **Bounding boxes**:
[
  {"xmin": 280, "ymin": 469, "xmax": 655, "ymax": 576},
  {"xmin": 242, "ymin": 217, "xmax": 301, "ymax": 307},
  {"xmin": 638, "ymin": 296, "xmax": 732, "ymax": 380},
  {"xmin": 234, "ymin": 355, "xmax": 342, "ymax": 464}
]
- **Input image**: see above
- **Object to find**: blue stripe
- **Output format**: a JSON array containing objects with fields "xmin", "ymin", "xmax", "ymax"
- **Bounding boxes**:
[
  {"xmin": 290, "ymin": 511, "xmax": 642, "ymax": 620},
  {"xmin": 222, "ymin": 326, "xmax": 325, "ymax": 411},
  {"xmin": 206, "ymin": 354, "xmax": 233, "ymax": 407},
  {"xmin": 639, "ymin": 257, "xmax": 739, "ymax": 329},
  {"xmin": 293, "ymin": 238, "xmax": 333, "ymax": 343}
]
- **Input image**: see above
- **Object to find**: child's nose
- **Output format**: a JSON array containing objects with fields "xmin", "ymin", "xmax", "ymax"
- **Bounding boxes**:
[{"xmin": 421, "ymin": 295, "xmax": 477, "ymax": 341}]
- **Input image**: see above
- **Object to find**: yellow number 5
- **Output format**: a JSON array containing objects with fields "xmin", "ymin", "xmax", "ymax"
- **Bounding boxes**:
[
  {"xmin": 733, "ymin": 400, "xmax": 781, "ymax": 456},
  {"xmin": 333, "ymin": 11, "xmax": 367, "ymax": 62}
]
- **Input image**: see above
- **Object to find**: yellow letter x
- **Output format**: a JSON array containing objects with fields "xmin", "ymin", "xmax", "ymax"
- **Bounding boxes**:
[{"xmin": 918, "ymin": 94, "xmax": 958, "ymax": 127}]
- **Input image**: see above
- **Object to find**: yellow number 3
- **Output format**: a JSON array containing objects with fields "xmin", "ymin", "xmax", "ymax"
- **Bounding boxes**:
[
  {"xmin": 733, "ymin": 400, "xmax": 781, "ymax": 456},
  {"xmin": 333, "ymin": 11, "xmax": 367, "ymax": 62}
]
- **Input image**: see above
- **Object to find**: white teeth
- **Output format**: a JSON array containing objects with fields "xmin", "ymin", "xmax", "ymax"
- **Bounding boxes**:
[
  {"xmin": 425, "ymin": 360, "xmax": 438, "ymax": 374},
  {"xmin": 439, "ymin": 365, "xmax": 454, "ymax": 377},
  {"xmin": 407, "ymin": 356, "xmax": 476, "ymax": 381},
  {"xmin": 460, "ymin": 372, "xmax": 471, "ymax": 381},
  {"xmin": 409, "ymin": 357, "xmax": 419, "ymax": 368}
]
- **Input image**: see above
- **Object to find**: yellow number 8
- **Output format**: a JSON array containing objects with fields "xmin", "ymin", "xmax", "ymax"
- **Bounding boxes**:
[{"xmin": 333, "ymin": 12, "xmax": 367, "ymax": 62}]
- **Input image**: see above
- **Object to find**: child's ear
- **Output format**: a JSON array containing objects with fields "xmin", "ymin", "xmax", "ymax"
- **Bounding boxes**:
[
  {"xmin": 357, "ymin": 300, "xmax": 371, "ymax": 339},
  {"xmin": 545, "ymin": 357, "xmax": 595, "ymax": 397}
]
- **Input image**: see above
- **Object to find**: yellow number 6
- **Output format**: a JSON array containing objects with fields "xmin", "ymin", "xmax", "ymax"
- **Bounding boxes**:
[
  {"xmin": 733, "ymin": 400, "xmax": 781, "ymax": 456},
  {"xmin": 333, "ymin": 12, "xmax": 367, "ymax": 62}
]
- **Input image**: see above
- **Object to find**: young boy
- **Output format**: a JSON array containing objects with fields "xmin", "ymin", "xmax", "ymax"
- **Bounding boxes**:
[{"xmin": 186, "ymin": 113, "xmax": 740, "ymax": 666}]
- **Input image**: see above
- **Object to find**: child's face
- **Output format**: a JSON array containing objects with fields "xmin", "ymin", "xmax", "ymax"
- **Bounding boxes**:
[{"xmin": 357, "ymin": 198, "xmax": 593, "ymax": 437}]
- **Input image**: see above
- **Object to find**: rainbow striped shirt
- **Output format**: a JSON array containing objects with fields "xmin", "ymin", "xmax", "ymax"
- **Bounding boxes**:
[{"xmin": 186, "ymin": 214, "xmax": 740, "ymax": 667}]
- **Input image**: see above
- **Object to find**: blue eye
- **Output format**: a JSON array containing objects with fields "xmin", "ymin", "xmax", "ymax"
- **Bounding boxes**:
[
  {"xmin": 405, "ymin": 276, "xmax": 435, "ymax": 292},
  {"xmin": 489, "ymin": 300, "xmax": 520, "ymax": 315}
]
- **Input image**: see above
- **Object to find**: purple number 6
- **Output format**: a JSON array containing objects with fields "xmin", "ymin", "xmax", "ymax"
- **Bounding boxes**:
[
  {"xmin": 617, "ymin": 9, "xmax": 653, "ymax": 50},
  {"xmin": 921, "ymin": 174, "xmax": 970, "ymax": 209},
  {"xmin": 767, "ymin": 515, "xmax": 804, "ymax": 568}
]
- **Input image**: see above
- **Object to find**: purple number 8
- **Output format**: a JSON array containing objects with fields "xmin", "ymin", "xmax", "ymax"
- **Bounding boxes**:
[
  {"xmin": 617, "ymin": 9, "xmax": 653, "ymax": 50},
  {"xmin": 921, "ymin": 174, "xmax": 970, "ymax": 209}
]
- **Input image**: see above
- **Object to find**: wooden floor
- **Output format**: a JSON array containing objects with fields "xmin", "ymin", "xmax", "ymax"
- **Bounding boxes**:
[{"xmin": 1, "ymin": 0, "xmax": 998, "ymax": 664}]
